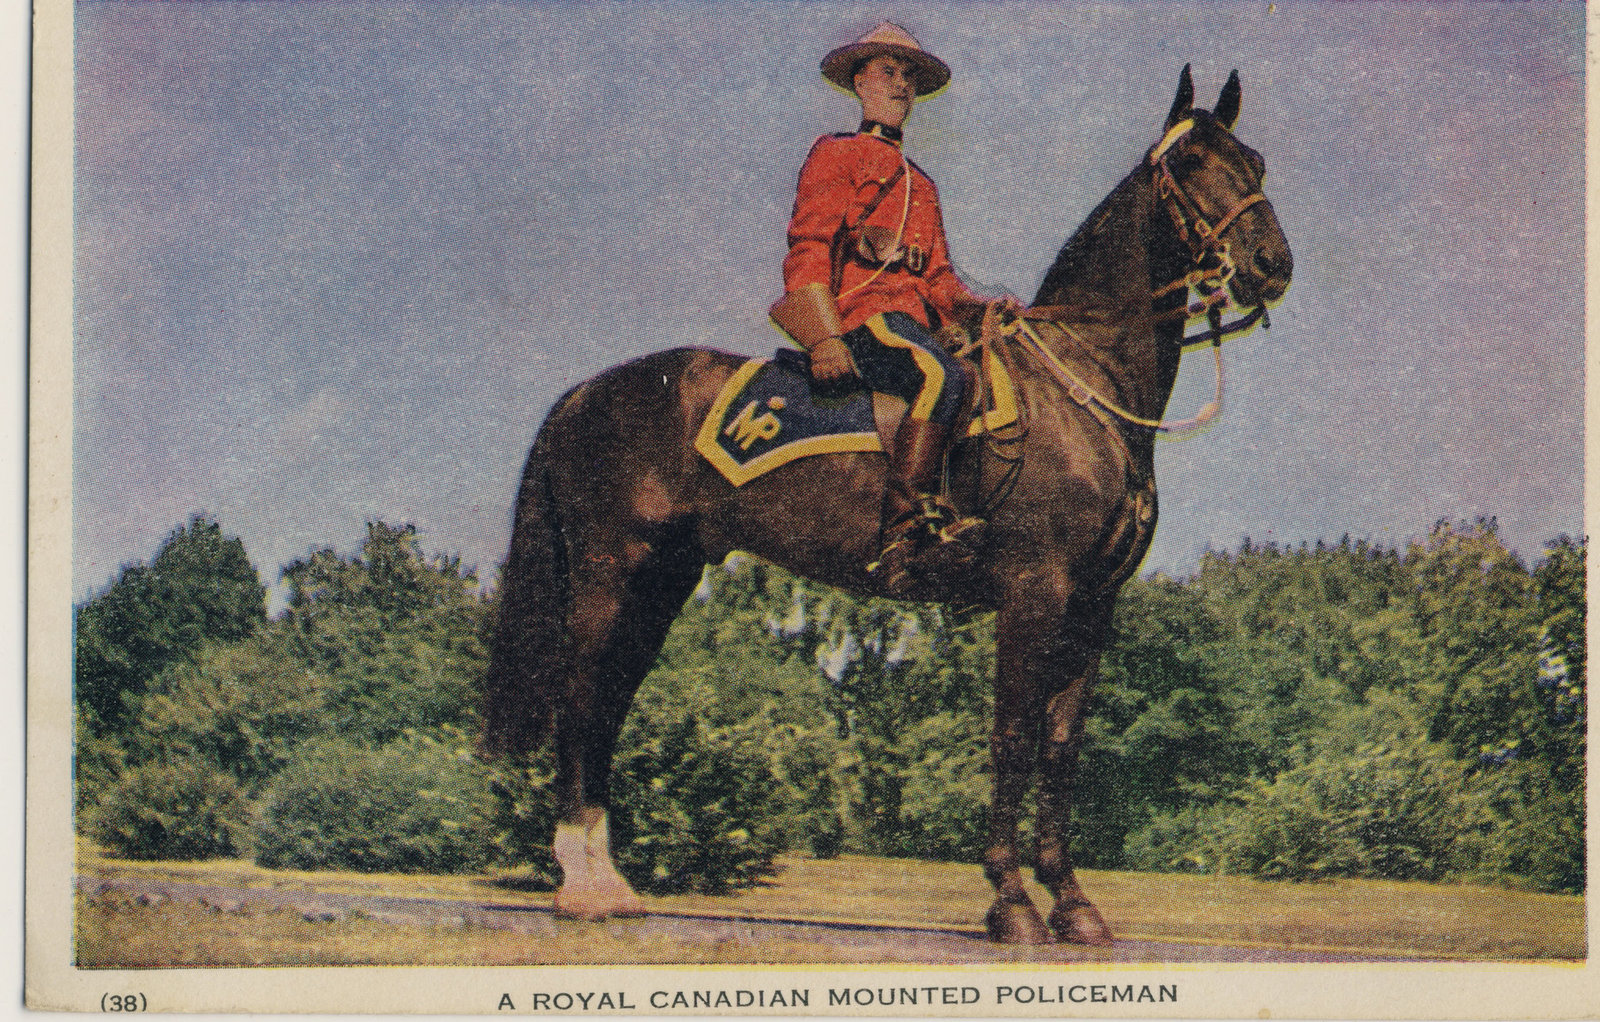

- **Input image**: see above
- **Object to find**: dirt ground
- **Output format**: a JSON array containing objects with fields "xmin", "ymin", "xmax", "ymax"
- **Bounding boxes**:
[{"xmin": 77, "ymin": 873, "xmax": 1452, "ymax": 966}]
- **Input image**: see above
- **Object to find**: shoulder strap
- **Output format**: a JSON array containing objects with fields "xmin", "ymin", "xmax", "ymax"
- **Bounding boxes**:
[{"xmin": 851, "ymin": 164, "xmax": 907, "ymax": 231}]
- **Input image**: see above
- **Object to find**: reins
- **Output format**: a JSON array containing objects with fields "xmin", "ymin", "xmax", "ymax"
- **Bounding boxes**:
[
  {"xmin": 995, "ymin": 117, "xmax": 1271, "ymax": 435},
  {"xmin": 1009, "ymin": 314, "xmax": 1224, "ymax": 433}
]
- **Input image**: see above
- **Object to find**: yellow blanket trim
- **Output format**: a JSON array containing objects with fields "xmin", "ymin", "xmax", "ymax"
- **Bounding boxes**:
[{"xmin": 697, "ymin": 347, "xmax": 1017, "ymax": 487}]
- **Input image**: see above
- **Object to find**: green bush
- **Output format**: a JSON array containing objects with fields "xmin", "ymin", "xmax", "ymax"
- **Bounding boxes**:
[
  {"xmin": 1455, "ymin": 758, "xmax": 1585, "ymax": 894},
  {"xmin": 75, "ymin": 516, "xmax": 266, "ymax": 731},
  {"xmin": 87, "ymin": 756, "xmax": 250, "ymax": 860},
  {"xmin": 889, "ymin": 712, "xmax": 990, "ymax": 862},
  {"xmin": 764, "ymin": 721, "xmax": 847, "ymax": 859},
  {"xmin": 280, "ymin": 523, "xmax": 491, "ymax": 746},
  {"xmin": 253, "ymin": 732, "xmax": 497, "ymax": 873},
  {"xmin": 482, "ymin": 751, "xmax": 561, "ymax": 888},
  {"xmin": 126, "ymin": 635, "xmax": 329, "ymax": 791},
  {"xmin": 1122, "ymin": 802, "xmax": 1230, "ymax": 874},
  {"xmin": 1199, "ymin": 738, "xmax": 1470, "ymax": 882},
  {"xmin": 74, "ymin": 709, "xmax": 125, "ymax": 815},
  {"xmin": 609, "ymin": 684, "xmax": 784, "ymax": 894}
]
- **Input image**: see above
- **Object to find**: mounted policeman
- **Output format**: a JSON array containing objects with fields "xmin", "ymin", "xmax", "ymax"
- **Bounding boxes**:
[{"xmin": 770, "ymin": 22, "xmax": 1018, "ymax": 597}]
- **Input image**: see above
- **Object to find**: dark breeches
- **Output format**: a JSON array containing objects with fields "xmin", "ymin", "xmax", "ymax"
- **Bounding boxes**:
[{"xmin": 842, "ymin": 311, "xmax": 965, "ymax": 425}]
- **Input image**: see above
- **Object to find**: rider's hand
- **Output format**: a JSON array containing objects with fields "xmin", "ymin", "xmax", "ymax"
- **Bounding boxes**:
[
  {"xmin": 810, "ymin": 337, "xmax": 857, "ymax": 383},
  {"xmin": 992, "ymin": 295, "xmax": 1025, "ymax": 319},
  {"xmin": 955, "ymin": 294, "xmax": 1025, "ymax": 324}
]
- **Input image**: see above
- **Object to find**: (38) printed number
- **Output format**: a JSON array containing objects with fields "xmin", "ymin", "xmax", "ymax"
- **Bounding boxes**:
[{"xmin": 101, "ymin": 993, "xmax": 146, "ymax": 1012}]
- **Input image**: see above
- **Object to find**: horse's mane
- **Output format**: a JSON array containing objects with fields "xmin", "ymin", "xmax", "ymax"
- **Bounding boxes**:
[
  {"xmin": 1034, "ymin": 109, "xmax": 1223, "ymax": 309},
  {"xmin": 1032, "ymin": 163, "xmax": 1149, "ymax": 310}
]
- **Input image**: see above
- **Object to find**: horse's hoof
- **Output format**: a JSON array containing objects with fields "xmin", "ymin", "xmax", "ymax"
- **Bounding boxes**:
[
  {"xmin": 553, "ymin": 888, "xmax": 645, "ymax": 922},
  {"xmin": 597, "ymin": 889, "xmax": 647, "ymax": 918},
  {"xmin": 985, "ymin": 898, "xmax": 1053, "ymax": 945},
  {"xmin": 1049, "ymin": 902, "xmax": 1115, "ymax": 946}
]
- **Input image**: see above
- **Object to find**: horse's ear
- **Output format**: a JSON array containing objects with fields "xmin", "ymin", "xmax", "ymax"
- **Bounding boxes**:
[
  {"xmin": 1165, "ymin": 64, "xmax": 1195, "ymax": 129},
  {"xmin": 1215, "ymin": 70, "xmax": 1241, "ymax": 129}
]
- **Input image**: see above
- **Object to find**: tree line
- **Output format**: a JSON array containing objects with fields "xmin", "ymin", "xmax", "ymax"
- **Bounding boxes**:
[{"xmin": 74, "ymin": 515, "xmax": 1584, "ymax": 895}]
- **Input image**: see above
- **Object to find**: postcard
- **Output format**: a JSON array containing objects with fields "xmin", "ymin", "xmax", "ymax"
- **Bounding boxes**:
[{"xmin": 28, "ymin": 0, "xmax": 1598, "ymax": 1016}]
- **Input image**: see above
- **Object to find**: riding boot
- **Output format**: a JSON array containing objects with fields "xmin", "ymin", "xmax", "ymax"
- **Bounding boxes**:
[
  {"xmin": 870, "ymin": 417, "xmax": 987, "ymax": 595},
  {"xmin": 869, "ymin": 451, "xmax": 927, "ymax": 598},
  {"xmin": 872, "ymin": 519, "xmax": 923, "ymax": 598}
]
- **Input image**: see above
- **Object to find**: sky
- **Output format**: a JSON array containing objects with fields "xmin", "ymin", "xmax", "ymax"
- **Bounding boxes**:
[{"xmin": 71, "ymin": 1, "xmax": 1586, "ymax": 607}]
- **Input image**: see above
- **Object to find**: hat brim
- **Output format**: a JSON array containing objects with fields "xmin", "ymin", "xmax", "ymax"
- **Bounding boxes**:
[{"xmin": 821, "ymin": 42, "xmax": 950, "ymax": 97}]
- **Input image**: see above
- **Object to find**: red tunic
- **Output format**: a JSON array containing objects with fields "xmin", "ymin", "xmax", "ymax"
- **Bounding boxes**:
[{"xmin": 783, "ymin": 131, "xmax": 979, "ymax": 334}]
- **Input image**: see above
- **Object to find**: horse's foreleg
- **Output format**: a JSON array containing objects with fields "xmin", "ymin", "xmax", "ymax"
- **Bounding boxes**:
[
  {"xmin": 982, "ymin": 594, "xmax": 1056, "ymax": 945},
  {"xmin": 1033, "ymin": 600, "xmax": 1115, "ymax": 946}
]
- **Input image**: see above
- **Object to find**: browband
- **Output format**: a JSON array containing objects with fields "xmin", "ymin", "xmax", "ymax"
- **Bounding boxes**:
[{"xmin": 1148, "ymin": 118, "xmax": 1195, "ymax": 164}]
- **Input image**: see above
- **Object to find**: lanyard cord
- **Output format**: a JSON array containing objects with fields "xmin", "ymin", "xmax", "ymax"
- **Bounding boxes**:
[{"xmin": 838, "ymin": 143, "xmax": 913, "ymax": 300}]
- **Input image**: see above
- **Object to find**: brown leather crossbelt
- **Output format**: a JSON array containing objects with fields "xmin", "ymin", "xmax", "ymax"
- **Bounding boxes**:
[
  {"xmin": 853, "ymin": 225, "xmax": 927, "ymax": 275},
  {"xmin": 828, "ymin": 164, "xmax": 907, "ymax": 294}
]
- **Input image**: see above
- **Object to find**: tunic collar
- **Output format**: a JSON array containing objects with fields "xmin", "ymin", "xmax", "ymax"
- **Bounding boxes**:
[{"xmin": 859, "ymin": 120, "xmax": 904, "ymax": 146}]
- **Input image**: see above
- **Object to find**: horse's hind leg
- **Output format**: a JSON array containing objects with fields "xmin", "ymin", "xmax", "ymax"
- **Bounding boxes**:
[
  {"xmin": 551, "ymin": 533, "xmax": 704, "ymax": 921},
  {"xmin": 1033, "ymin": 598, "xmax": 1116, "ymax": 946}
]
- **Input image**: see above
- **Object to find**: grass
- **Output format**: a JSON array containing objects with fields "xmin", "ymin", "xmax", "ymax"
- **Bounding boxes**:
[
  {"xmin": 77, "ymin": 847, "xmax": 1584, "ymax": 967},
  {"xmin": 654, "ymin": 857, "xmax": 1584, "ymax": 960}
]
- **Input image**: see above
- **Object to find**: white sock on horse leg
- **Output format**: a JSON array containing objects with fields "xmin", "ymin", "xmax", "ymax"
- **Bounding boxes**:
[{"xmin": 552, "ymin": 821, "xmax": 591, "ymax": 889}]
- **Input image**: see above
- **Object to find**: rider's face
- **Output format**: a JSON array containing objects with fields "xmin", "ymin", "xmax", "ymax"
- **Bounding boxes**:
[{"xmin": 853, "ymin": 56, "xmax": 916, "ymax": 129}]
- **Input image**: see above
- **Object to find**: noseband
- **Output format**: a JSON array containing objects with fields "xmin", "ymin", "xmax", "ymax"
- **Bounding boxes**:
[{"xmin": 1150, "ymin": 119, "xmax": 1268, "ymax": 258}]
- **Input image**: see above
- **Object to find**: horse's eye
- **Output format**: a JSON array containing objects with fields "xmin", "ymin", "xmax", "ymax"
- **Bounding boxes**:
[{"xmin": 1173, "ymin": 152, "xmax": 1204, "ymax": 176}]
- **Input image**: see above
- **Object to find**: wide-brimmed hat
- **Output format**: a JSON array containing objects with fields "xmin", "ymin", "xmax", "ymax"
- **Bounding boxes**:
[{"xmin": 821, "ymin": 22, "xmax": 950, "ymax": 97}]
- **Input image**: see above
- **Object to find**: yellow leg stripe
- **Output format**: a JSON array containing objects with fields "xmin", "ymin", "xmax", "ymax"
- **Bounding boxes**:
[{"xmin": 865, "ymin": 314, "xmax": 944, "ymax": 421}]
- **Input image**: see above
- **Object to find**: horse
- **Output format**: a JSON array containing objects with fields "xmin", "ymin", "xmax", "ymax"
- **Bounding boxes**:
[{"xmin": 480, "ymin": 66, "xmax": 1292, "ymax": 945}]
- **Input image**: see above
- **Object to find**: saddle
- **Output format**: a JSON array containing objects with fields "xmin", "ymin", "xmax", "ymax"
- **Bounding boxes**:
[{"xmin": 695, "ymin": 336, "xmax": 1017, "ymax": 487}]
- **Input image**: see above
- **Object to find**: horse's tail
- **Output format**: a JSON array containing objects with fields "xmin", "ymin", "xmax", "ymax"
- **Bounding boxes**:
[{"xmin": 480, "ymin": 416, "xmax": 573, "ymax": 759}]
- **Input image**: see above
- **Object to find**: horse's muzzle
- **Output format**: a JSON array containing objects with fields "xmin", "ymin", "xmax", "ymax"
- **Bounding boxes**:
[{"xmin": 1237, "ymin": 243, "xmax": 1292, "ymax": 305}]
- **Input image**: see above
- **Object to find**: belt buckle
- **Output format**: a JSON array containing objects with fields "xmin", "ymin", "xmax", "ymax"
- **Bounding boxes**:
[{"xmin": 905, "ymin": 243, "xmax": 926, "ymax": 275}]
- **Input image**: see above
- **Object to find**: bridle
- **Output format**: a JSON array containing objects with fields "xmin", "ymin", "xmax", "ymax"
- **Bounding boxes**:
[
  {"xmin": 1008, "ymin": 116, "xmax": 1273, "ymax": 434},
  {"xmin": 1147, "ymin": 117, "xmax": 1272, "ymax": 340}
]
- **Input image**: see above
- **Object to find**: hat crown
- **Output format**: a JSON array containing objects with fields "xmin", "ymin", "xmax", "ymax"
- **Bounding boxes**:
[
  {"xmin": 820, "ymin": 20, "xmax": 951, "ymax": 97},
  {"xmin": 854, "ymin": 22, "xmax": 922, "ymax": 50}
]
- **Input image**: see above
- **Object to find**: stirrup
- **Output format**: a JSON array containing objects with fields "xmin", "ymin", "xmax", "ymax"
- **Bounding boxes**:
[
  {"xmin": 912, "ymin": 495, "xmax": 951, "ymax": 532},
  {"xmin": 866, "ymin": 533, "xmax": 920, "ymax": 595},
  {"xmin": 939, "ymin": 513, "xmax": 988, "ymax": 547},
  {"xmin": 918, "ymin": 495, "xmax": 986, "ymax": 549}
]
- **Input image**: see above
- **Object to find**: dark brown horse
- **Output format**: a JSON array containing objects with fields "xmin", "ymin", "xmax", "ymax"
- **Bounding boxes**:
[{"xmin": 481, "ymin": 67, "xmax": 1292, "ymax": 945}]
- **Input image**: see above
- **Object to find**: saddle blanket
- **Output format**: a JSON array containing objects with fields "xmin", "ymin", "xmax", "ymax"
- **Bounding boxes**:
[{"xmin": 696, "ymin": 345, "xmax": 1018, "ymax": 487}]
